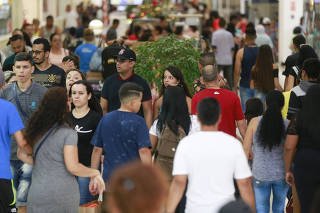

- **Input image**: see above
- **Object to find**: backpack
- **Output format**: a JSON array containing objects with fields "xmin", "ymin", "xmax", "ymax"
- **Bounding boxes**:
[
  {"xmin": 155, "ymin": 124, "xmax": 186, "ymax": 179},
  {"xmin": 101, "ymin": 42, "xmax": 123, "ymax": 79}
]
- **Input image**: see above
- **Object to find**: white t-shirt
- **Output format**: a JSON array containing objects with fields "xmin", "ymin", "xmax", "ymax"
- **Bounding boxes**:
[
  {"xmin": 173, "ymin": 131, "xmax": 252, "ymax": 213},
  {"xmin": 64, "ymin": 11, "xmax": 78, "ymax": 29},
  {"xmin": 149, "ymin": 115, "xmax": 200, "ymax": 137}
]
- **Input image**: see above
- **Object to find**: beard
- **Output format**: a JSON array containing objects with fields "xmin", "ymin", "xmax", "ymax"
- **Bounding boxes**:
[{"xmin": 33, "ymin": 58, "xmax": 45, "ymax": 65}]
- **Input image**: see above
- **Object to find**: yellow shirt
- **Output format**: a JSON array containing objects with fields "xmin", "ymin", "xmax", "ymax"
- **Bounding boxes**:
[{"xmin": 282, "ymin": 90, "xmax": 292, "ymax": 118}]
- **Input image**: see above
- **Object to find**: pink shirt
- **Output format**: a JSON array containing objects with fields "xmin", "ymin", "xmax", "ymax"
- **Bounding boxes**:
[{"xmin": 49, "ymin": 48, "xmax": 69, "ymax": 68}]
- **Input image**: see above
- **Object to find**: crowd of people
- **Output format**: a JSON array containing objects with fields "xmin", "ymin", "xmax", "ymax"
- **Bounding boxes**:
[{"xmin": 0, "ymin": 2, "xmax": 320, "ymax": 213}]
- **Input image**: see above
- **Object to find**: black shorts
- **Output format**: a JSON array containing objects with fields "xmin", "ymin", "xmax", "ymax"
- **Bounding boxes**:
[{"xmin": 0, "ymin": 179, "xmax": 17, "ymax": 213}]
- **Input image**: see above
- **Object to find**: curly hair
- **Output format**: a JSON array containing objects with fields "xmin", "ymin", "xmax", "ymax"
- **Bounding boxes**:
[{"xmin": 24, "ymin": 87, "xmax": 72, "ymax": 147}]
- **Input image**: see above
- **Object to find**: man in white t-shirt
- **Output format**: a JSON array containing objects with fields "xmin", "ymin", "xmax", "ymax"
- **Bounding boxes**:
[
  {"xmin": 64, "ymin": 4, "xmax": 78, "ymax": 31},
  {"xmin": 165, "ymin": 97, "xmax": 255, "ymax": 213},
  {"xmin": 211, "ymin": 17, "xmax": 235, "ymax": 88}
]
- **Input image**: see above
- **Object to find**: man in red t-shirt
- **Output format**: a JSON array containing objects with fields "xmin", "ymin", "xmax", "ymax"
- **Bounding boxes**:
[{"xmin": 191, "ymin": 65, "xmax": 247, "ymax": 138}]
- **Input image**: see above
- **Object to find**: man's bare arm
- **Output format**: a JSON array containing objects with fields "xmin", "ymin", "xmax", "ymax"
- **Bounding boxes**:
[
  {"xmin": 165, "ymin": 175, "xmax": 187, "ymax": 213},
  {"xmin": 139, "ymin": 147, "xmax": 152, "ymax": 165},
  {"xmin": 142, "ymin": 99, "xmax": 152, "ymax": 128},
  {"xmin": 233, "ymin": 48, "xmax": 243, "ymax": 92},
  {"xmin": 100, "ymin": 97, "xmax": 108, "ymax": 115},
  {"xmin": 236, "ymin": 119, "xmax": 247, "ymax": 140},
  {"xmin": 236, "ymin": 177, "xmax": 256, "ymax": 212}
]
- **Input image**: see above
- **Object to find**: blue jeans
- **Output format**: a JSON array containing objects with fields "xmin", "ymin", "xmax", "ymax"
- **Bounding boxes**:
[
  {"xmin": 253, "ymin": 178, "xmax": 289, "ymax": 213},
  {"xmin": 10, "ymin": 160, "xmax": 33, "ymax": 207},
  {"xmin": 239, "ymin": 87, "xmax": 255, "ymax": 112},
  {"xmin": 77, "ymin": 177, "xmax": 95, "ymax": 205},
  {"xmin": 253, "ymin": 89, "xmax": 266, "ymax": 106}
]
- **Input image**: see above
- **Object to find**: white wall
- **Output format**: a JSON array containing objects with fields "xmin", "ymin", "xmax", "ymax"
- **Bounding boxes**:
[{"xmin": 278, "ymin": 0, "xmax": 304, "ymax": 64}]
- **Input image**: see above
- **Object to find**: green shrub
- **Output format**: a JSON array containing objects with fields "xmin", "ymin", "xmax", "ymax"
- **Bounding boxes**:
[{"xmin": 134, "ymin": 35, "xmax": 200, "ymax": 94}]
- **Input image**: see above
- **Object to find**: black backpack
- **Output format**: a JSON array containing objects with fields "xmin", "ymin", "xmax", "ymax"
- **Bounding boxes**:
[{"xmin": 101, "ymin": 42, "xmax": 123, "ymax": 79}]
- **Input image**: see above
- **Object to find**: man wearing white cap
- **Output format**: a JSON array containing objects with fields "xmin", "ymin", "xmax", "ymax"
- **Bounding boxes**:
[{"xmin": 255, "ymin": 24, "xmax": 273, "ymax": 48}]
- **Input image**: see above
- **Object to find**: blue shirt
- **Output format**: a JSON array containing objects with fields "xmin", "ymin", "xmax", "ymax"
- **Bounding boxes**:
[
  {"xmin": 75, "ymin": 43, "xmax": 97, "ymax": 74},
  {"xmin": 0, "ymin": 98, "xmax": 24, "ymax": 179},
  {"xmin": 91, "ymin": 111, "xmax": 151, "ymax": 181}
]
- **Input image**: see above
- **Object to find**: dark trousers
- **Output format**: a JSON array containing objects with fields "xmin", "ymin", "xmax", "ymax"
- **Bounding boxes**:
[
  {"xmin": 218, "ymin": 65, "xmax": 233, "ymax": 89},
  {"xmin": 0, "ymin": 179, "xmax": 17, "ymax": 213},
  {"xmin": 294, "ymin": 148, "xmax": 320, "ymax": 213}
]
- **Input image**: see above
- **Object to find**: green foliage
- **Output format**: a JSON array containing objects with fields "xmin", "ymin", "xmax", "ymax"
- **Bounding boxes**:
[{"xmin": 134, "ymin": 35, "xmax": 200, "ymax": 94}]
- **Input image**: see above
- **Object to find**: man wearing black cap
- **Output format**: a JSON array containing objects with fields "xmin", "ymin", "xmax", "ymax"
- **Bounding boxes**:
[{"xmin": 100, "ymin": 47, "xmax": 152, "ymax": 128}]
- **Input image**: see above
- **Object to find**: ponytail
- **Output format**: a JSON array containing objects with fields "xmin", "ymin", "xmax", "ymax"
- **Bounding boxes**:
[{"xmin": 258, "ymin": 91, "xmax": 285, "ymax": 151}]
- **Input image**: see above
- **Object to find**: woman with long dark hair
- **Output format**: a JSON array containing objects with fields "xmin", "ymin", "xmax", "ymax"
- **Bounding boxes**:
[
  {"xmin": 22, "ymin": 87, "xmax": 105, "ymax": 212},
  {"xmin": 153, "ymin": 66, "xmax": 192, "ymax": 120},
  {"xmin": 243, "ymin": 90, "xmax": 289, "ymax": 213},
  {"xmin": 284, "ymin": 85, "xmax": 320, "ymax": 213},
  {"xmin": 69, "ymin": 80, "xmax": 102, "ymax": 205},
  {"xmin": 150, "ymin": 86, "xmax": 199, "ymax": 177},
  {"xmin": 150, "ymin": 86, "xmax": 199, "ymax": 213},
  {"xmin": 250, "ymin": 45, "xmax": 283, "ymax": 104}
]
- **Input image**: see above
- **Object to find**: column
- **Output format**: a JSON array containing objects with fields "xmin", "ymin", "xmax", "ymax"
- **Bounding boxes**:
[{"xmin": 278, "ymin": 0, "xmax": 304, "ymax": 64}]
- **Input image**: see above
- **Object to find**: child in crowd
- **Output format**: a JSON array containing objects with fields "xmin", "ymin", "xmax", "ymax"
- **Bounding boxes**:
[
  {"xmin": 90, "ymin": 82, "xmax": 152, "ymax": 195},
  {"xmin": 244, "ymin": 98, "xmax": 264, "ymax": 124}
]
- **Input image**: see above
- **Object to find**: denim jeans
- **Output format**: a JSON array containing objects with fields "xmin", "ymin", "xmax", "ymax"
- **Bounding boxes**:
[
  {"xmin": 239, "ymin": 87, "xmax": 255, "ymax": 112},
  {"xmin": 253, "ymin": 178, "xmax": 289, "ymax": 213},
  {"xmin": 77, "ymin": 176, "xmax": 95, "ymax": 205},
  {"xmin": 10, "ymin": 160, "xmax": 33, "ymax": 207},
  {"xmin": 253, "ymin": 89, "xmax": 266, "ymax": 106}
]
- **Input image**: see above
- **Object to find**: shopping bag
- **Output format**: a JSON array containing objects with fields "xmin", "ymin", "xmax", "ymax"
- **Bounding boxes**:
[{"xmin": 79, "ymin": 200, "xmax": 102, "ymax": 213}]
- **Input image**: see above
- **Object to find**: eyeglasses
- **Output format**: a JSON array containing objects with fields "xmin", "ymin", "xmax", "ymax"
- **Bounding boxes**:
[{"xmin": 31, "ymin": 50, "xmax": 44, "ymax": 55}]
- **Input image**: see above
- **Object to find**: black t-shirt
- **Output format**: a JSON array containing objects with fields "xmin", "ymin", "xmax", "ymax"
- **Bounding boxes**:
[
  {"xmin": 283, "ymin": 53, "xmax": 299, "ymax": 77},
  {"xmin": 288, "ymin": 66, "xmax": 300, "ymax": 87},
  {"xmin": 33, "ymin": 64, "xmax": 66, "ymax": 88},
  {"xmin": 70, "ymin": 110, "xmax": 102, "ymax": 166},
  {"xmin": 101, "ymin": 73, "xmax": 152, "ymax": 117},
  {"xmin": 287, "ymin": 117, "xmax": 320, "ymax": 151}
]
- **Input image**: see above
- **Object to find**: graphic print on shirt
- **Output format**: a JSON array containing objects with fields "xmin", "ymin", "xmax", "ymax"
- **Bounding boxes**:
[{"xmin": 74, "ymin": 125, "xmax": 93, "ymax": 133}]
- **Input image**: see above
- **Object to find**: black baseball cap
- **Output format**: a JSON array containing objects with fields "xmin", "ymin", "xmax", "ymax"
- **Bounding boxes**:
[{"xmin": 116, "ymin": 48, "xmax": 136, "ymax": 61}]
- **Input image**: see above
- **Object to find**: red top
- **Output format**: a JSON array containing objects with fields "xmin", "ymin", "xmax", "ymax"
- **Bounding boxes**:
[
  {"xmin": 128, "ymin": 34, "xmax": 137, "ymax": 40},
  {"xmin": 191, "ymin": 88, "xmax": 244, "ymax": 137},
  {"xmin": 212, "ymin": 18, "xmax": 220, "ymax": 31}
]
